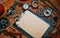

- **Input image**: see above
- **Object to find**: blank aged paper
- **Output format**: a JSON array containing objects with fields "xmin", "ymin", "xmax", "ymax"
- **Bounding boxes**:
[{"xmin": 16, "ymin": 10, "xmax": 50, "ymax": 38}]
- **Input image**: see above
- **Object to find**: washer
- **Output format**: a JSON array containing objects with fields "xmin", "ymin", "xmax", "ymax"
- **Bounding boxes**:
[
  {"xmin": 43, "ymin": 8, "xmax": 52, "ymax": 17},
  {"xmin": 31, "ymin": 1, "xmax": 39, "ymax": 9},
  {"xmin": 23, "ymin": 4, "xmax": 29, "ymax": 10}
]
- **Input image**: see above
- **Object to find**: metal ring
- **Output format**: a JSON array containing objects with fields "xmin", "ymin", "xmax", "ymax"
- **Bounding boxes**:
[
  {"xmin": 22, "ymin": 4, "xmax": 29, "ymax": 10},
  {"xmin": 43, "ymin": 8, "xmax": 52, "ymax": 17},
  {"xmin": 31, "ymin": 1, "xmax": 39, "ymax": 9}
]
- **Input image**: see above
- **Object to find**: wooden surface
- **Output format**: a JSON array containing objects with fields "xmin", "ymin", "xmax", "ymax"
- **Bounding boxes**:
[
  {"xmin": 0, "ymin": 0, "xmax": 28, "ymax": 38},
  {"xmin": 50, "ymin": 0, "xmax": 60, "ymax": 11},
  {"xmin": 0, "ymin": 0, "xmax": 60, "ymax": 38}
]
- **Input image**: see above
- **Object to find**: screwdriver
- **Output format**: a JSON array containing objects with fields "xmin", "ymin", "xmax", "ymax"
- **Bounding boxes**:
[{"xmin": 7, "ymin": 1, "xmax": 18, "ymax": 16}]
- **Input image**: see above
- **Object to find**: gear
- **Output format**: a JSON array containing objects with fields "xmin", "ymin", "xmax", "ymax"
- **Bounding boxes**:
[{"xmin": 0, "ymin": 17, "xmax": 9, "ymax": 29}]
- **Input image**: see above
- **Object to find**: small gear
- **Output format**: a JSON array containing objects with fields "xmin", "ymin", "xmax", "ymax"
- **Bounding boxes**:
[{"xmin": 0, "ymin": 17, "xmax": 9, "ymax": 29}]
